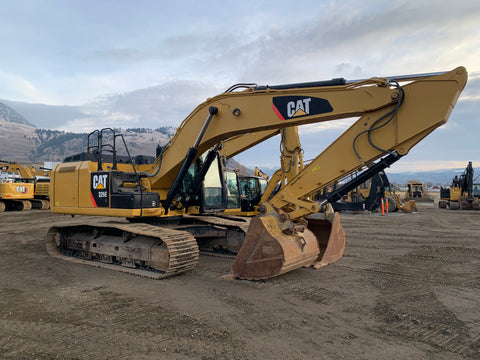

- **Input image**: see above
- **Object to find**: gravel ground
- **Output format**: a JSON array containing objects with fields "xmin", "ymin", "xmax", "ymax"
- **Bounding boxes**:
[{"xmin": 0, "ymin": 205, "xmax": 479, "ymax": 359}]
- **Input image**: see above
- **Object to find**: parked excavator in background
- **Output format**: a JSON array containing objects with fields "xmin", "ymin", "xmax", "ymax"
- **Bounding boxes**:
[
  {"xmin": 237, "ymin": 174, "xmax": 268, "ymax": 215},
  {"xmin": 46, "ymin": 66, "xmax": 467, "ymax": 280},
  {"xmin": 439, "ymin": 161, "xmax": 480, "ymax": 210},
  {"xmin": 0, "ymin": 161, "xmax": 50, "ymax": 210},
  {"xmin": 0, "ymin": 171, "xmax": 35, "ymax": 212},
  {"xmin": 325, "ymin": 171, "xmax": 416, "ymax": 213},
  {"xmin": 254, "ymin": 167, "xmax": 269, "ymax": 180}
]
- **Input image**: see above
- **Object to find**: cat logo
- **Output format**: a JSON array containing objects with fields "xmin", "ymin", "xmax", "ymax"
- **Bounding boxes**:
[
  {"xmin": 92, "ymin": 174, "xmax": 108, "ymax": 190},
  {"xmin": 91, "ymin": 172, "xmax": 110, "ymax": 207},
  {"xmin": 16, "ymin": 186, "xmax": 27, "ymax": 194},
  {"xmin": 272, "ymin": 96, "xmax": 333, "ymax": 121},
  {"xmin": 287, "ymin": 98, "xmax": 312, "ymax": 117}
]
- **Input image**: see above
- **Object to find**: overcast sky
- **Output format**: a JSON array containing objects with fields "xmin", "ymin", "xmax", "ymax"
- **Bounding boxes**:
[{"xmin": 1, "ymin": 0, "xmax": 479, "ymax": 172}]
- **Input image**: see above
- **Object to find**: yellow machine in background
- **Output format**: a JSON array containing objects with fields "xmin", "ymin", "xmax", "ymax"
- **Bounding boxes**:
[
  {"xmin": 328, "ymin": 171, "xmax": 416, "ymax": 213},
  {"xmin": 237, "ymin": 174, "xmax": 268, "ymax": 215},
  {"xmin": 47, "ymin": 67, "xmax": 467, "ymax": 280},
  {"xmin": 0, "ymin": 172, "xmax": 35, "ymax": 212},
  {"xmin": 405, "ymin": 181, "xmax": 433, "ymax": 203},
  {"xmin": 439, "ymin": 161, "xmax": 480, "ymax": 210},
  {"xmin": 0, "ymin": 161, "xmax": 50, "ymax": 209},
  {"xmin": 386, "ymin": 191, "xmax": 417, "ymax": 213}
]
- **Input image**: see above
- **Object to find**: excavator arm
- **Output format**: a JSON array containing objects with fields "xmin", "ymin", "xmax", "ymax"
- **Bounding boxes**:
[
  {"xmin": 142, "ymin": 67, "xmax": 464, "ymax": 218},
  {"xmin": 267, "ymin": 68, "xmax": 466, "ymax": 217},
  {"xmin": 149, "ymin": 77, "xmax": 400, "ymax": 190},
  {"xmin": 217, "ymin": 68, "xmax": 466, "ymax": 209},
  {"xmin": 221, "ymin": 67, "xmax": 467, "ymax": 278}
]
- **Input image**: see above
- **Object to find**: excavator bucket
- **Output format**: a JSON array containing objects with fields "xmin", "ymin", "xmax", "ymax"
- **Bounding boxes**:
[
  {"xmin": 230, "ymin": 212, "xmax": 346, "ymax": 279},
  {"xmin": 231, "ymin": 215, "xmax": 321, "ymax": 280},
  {"xmin": 399, "ymin": 200, "xmax": 417, "ymax": 213},
  {"xmin": 307, "ymin": 212, "xmax": 345, "ymax": 269}
]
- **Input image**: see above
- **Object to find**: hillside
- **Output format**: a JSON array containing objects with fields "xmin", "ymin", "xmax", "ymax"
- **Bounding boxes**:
[
  {"xmin": 0, "ymin": 120, "xmax": 174, "ymax": 162},
  {"xmin": 0, "ymin": 119, "xmax": 37, "ymax": 160},
  {"xmin": 0, "ymin": 101, "xmax": 35, "ymax": 126},
  {"xmin": 1, "ymin": 99, "xmax": 89, "ymax": 129},
  {"xmin": 0, "ymin": 98, "xmax": 176, "ymax": 161}
]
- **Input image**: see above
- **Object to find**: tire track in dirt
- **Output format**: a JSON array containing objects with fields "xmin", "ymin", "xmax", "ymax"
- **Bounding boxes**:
[{"xmin": 1, "ymin": 207, "xmax": 479, "ymax": 359}]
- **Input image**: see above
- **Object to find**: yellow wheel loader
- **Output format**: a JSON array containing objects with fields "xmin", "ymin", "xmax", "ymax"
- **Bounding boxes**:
[{"xmin": 46, "ymin": 67, "xmax": 467, "ymax": 280}]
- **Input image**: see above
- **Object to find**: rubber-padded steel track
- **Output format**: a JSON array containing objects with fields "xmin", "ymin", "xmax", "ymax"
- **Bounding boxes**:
[{"xmin": 46, "ymin": 222, "xmax": 199, "ymax": 279}]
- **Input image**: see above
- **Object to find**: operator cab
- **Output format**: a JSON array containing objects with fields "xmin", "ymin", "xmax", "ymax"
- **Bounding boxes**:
[
  {"xmin": 239, "ymin": 176, "xmax": 268, "ymax": 212},
  {"xmin": 182, "ymin": 153, "xmax": 241, "ymax": 213}
]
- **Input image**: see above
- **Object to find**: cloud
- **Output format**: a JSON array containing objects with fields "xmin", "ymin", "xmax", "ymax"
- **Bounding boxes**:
[
  {"xmin": 459, "ymin": 73, "xmax": 480, "ymax": 101},
  {"xmin": 300, "ymin": 118, "xmax": 357, "ymax": 133},
  {"xmin": 1, "ymin": 0, "xmax": 479, "ymax": 173},
  {"xmin": 46, "ymin": 79, "xmax": 224, "ymax": 131},
  {"xmin": 0, "ymin": 71, "xmax": 57, "ymax": 104},
  {"xmin": 4, "ymin": 79, "xmax": 224, "ymax": 132},
  {"xmin": 3, "ymin": 0, "xmax": 479, "ymax": 108}
]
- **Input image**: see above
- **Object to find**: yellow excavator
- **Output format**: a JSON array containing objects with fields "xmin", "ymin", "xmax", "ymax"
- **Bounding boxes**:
[
  {"xmin": 0, "ymin": 161, "xmax": 50, "ymax": 210},
  {"xmin": 0, "ymin": 171, "xmax": 35, "ymax": 212},
  {"xmin": 439, "ymin": 161, "xmax": 480, "ymax": 210},
  {"xmin": 46, "ymin": 66, "xmax": 467, "ymax": 280},
  {"xmin": 323, "ymin": 171, "xmax": 416, "ymax": 213},
  {"xmin": 237, "ymin": 174, "xmax": 268, "ymax": 216}
]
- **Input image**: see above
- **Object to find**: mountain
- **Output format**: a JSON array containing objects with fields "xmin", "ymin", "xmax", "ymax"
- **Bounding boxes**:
[
  {"xmin": 0, "ymin": 119, "xmax": 174, "ymax": 163},
  {"xmin": 385, "ymin": 168, "xmax": 479, "ymax": 187},
  {"xmin": 0, "ymin": 101, "xmax": 35, "ymax": 126},
  {"xmin": 1, "ymin": 99, "xmax": 91, "ymax": 129}
]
